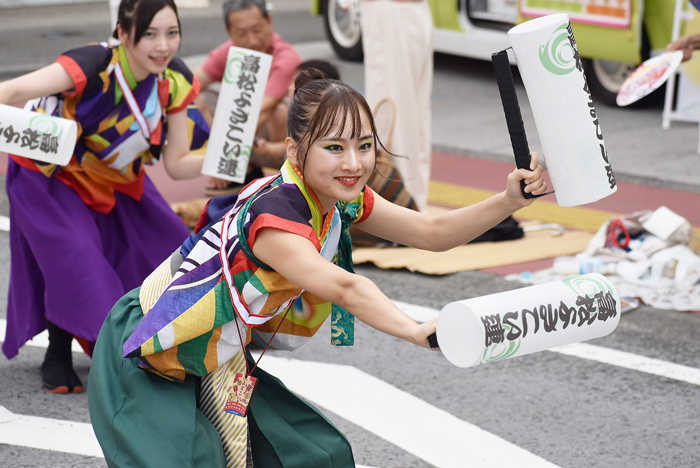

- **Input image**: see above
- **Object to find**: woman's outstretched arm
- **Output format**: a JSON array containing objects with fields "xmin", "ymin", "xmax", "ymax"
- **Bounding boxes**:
[
  {"xmin": 252, "ymin": 228, "xmax": 437, "ymax": 349},
  {"xmin": 356, "ymin": 152, "xmax": 547, "ymax": 251},
  {"xmin": 0, "ymin": 63, "xmax": 74, "ymax": 106}
]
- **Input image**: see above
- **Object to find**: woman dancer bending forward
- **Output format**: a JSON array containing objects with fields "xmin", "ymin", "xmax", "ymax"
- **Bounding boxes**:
[{"xmin": 88, "ymin": 69, "xmax": 548, "ymax": 467}]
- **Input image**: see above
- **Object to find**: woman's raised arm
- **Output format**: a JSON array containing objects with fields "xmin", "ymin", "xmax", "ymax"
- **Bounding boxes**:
[
  {"xmin": 161, "ymin": 109, "xmax": 206, "ymax": 180},
  {"xmin": 357, "ymin": 152, "xmax": 547, "ymax": 251},
  {"xmin": 0, "ymin": 63, "xmax": 75, "ymax": 106}
]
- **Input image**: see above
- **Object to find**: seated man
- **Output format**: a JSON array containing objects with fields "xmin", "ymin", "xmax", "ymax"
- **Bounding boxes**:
[{"xmin": 195, "ymin": 0, "xmax": 302, "ymax": 195}]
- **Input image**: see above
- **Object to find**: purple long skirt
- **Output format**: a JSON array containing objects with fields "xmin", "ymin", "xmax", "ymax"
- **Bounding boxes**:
[{"xmin": 2, "ymin": 159, "xmax": 191, "ymax": 359}]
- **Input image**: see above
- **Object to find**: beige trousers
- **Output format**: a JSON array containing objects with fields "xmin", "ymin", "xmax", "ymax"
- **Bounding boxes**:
[{"xmin": 361, "ymin": 0, "xmax": 434, "ymax": 212}]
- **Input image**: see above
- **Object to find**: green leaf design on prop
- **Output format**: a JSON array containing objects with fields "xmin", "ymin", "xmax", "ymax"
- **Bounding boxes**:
[
  {"xmin": 482, "ymin": 325, "xmax": 521, "ymax": 363},
  {"xmin": 539, "ymin": 24, "xmax": 576, "ymax": 76},
  {"xmin": 223, "ymin": 52, "xmax": 246, "ymax": 84},
  {"xmin": 29, "ymin": 114, "xmax": 62, "ymax": 138}
]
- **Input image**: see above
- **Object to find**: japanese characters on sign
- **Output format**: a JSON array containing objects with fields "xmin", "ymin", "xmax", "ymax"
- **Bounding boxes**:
[
  {"xmin": 566, "ymin": 22, "xmax": 616, "ymax": 190},
  {"xmin": 202, "ymin": 47, "xmax": 272, "ymax": 183},
  {"xmin": 508, "ymin": 14, "xmax": 617, "ymax": 206},
  {"xmin": 0, "ymin": 104, "xmax": 77, "ymax": 166}
]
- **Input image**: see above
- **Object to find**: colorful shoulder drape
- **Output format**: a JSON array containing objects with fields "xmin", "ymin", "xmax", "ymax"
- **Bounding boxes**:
[{"xmin": 123, "ymin": 161, "xmax": 374, "ymax": 382}]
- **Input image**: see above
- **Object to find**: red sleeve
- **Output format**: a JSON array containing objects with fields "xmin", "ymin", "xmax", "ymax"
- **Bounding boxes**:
[
  {"xmin": 264, "ymin": 35, "xmax": 303, "ymax": 100},
  {"xmin": 200, "ymin": 40, "xmax": 234, "ymax": 84},
  {"xmin": 55, "ymin": 55, "xmax": 87, "ymax": 98},
  {"xmin": 244, "ymin": 185, "xmax": 323, "ymax": 252},
  {"xmin": 356, "ymin": 186, "xmax": 375, "ymax": 223},
  {"xmin": 247, "ymin": 213, "xmax": 320, "ymax": 252},
  {"xmin": 55, "ymin": 44, "xmax": 112, "ymax": 98}
]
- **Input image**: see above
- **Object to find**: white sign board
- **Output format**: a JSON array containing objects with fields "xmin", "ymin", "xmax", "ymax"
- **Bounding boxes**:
[
  {"xmin": 202, "ymin": 47, "xmax": 272, "ymax": 183},
  {"xmin": 0, "ymin": 103, "xmax": 77, "ymax": 166}
]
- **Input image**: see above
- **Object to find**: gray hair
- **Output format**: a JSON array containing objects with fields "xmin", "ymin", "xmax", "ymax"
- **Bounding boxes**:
[{"xmin": 223, "ymin": 0, "xmax": 269, "ymax": 27}]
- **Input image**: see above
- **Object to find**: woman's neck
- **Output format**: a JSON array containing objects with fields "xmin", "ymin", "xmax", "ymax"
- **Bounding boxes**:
[{"xmin": 118, "ymin": 44, "xmax": 151, "ymax": 84}]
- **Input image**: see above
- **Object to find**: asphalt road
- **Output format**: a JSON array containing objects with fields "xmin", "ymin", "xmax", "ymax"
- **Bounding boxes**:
[{"xmin": 1, "ymin": 1, "xmax": 700, "ymax": 467}]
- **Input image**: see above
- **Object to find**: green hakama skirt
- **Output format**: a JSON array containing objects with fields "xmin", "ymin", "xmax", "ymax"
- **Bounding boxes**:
[{"xmin": 88, "ymin": 287, "xmax": 355, "ymax": 468}]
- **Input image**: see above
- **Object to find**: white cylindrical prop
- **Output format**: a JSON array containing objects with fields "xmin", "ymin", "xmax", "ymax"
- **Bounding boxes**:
[
  {"xmin": 508, "ymin": 14, "xmax": 617, "ymax": 207},
  {"xmin": 436, "ymin": 273, "xmax": 620, "ymax": 368},
  {"xmin": 0, "ymin": 103, "xmax": 77, "ymax": 166}
]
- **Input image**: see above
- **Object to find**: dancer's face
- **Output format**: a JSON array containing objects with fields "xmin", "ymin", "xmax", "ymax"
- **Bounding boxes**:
[
  {"xmin": 288, "ymin": 111, "xmax": 376, "ymax": 213},
  {"xmin": 119, "ymin": 7, "xmax": 181, "ymax": 81}
]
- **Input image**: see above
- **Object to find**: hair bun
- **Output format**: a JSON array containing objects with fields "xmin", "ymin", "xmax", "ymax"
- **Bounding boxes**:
[{"xmin": 294, "ymin": 68, "xmax": 327, "ymax": 96}]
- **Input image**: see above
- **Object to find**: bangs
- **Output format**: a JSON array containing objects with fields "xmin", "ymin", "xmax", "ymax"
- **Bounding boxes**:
[
  {"xmin": 309, "ymin": 86, "xmax": 368, "ymax": 143},
  {"xmin": 290, "ymin": 78, "xmax": 384, "ymax": 173}
]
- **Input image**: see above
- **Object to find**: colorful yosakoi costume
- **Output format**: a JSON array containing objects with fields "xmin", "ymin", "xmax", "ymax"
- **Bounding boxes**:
[
  {"xmin": 2, "ymin": 43, "xmax": 208, "ymax": 359},
  {"xmin": 88, "ymin": 161, "xmax": 374, "ymax": 468}
]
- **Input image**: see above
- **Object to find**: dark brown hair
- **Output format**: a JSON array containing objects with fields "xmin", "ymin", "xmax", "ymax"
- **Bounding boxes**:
[
  {"xmin": 288, "ymin": 69, "xmax": 389, "ymax": 173},
  {"xmin": 297, "ymin": 59, "xmax": 340, "ymax": 81},
  {"xmin": 112, "ymin": 0, "xmax": 181, "ymax": 46}
]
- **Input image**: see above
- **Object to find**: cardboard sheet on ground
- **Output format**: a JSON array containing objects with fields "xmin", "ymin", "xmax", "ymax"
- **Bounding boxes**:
[{"xmin": 352, "ymin": 228, "xmax": 593, "ymax": 275}]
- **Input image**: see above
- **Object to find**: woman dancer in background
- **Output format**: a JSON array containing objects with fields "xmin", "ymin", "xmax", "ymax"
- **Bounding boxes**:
[{"xmin": 0, "ymin": 0, "xmax": 207, "ymax": 393}]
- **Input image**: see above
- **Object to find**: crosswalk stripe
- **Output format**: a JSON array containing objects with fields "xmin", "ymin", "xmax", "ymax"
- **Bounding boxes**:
[
  {"xmin": 261, "ymin": 356, "xmax": 560, "ymax": 468},
  {"xmin": 0, "ymin": 406, "xmax": 103, "ymax": 457},
  {"xmin": 552, "ymin": 342, "xmax": 700, "ymax": 386}
]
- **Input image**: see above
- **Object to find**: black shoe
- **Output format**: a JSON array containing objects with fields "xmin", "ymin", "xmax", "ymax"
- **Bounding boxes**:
[
  {"xmin": 41, "ymin": 358, "xmax": 70, "ymax": 394},
  {"xmin": 41, "ymin": 322, "xmax": 83, "ymax": 394},
  {"xmin": 204, "ymin": 167, "xmax": 265, "ymax": 197}
]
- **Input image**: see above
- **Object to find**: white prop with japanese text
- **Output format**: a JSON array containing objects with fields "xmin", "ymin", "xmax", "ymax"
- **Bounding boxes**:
[
  {"xmin": 0, "ymin": 103, "xmax": 77, "ymax": 166},
  {"xmin": 202, "ymin": 47, "xmax": 272, "ymax": 183},
  {"xmin": 508, "ymin": 14, "xmax": 617, "ymax": 206},
  {"xmin": 436, "ymin": 273, "xmax": 620, "ymax": 368}
]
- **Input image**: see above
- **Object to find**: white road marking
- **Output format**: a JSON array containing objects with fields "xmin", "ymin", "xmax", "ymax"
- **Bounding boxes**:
[
  {"xmin": 0, "ymin": 406, "xmax": 103, "ymax": 458},
  {"xmin": 394, "ymin": 300, "xmax": 440, "ymax": 322},
  {"xmin": 552, "ymin": 342, "xmax": 700, "ymax": 386},
  {"xmin": 0, "ymin": 215, "xmax": 9, "ymax": 232},
  {"xmin": 262, "ymin": 355, "xmax": 560, "ymax": 468}
]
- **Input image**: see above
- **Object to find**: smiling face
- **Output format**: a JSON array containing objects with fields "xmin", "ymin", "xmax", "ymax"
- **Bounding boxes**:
[
  {"xmin": 226, "ymin": 6, "xmax": 273, "ymax": 53},
  {"xmin": 289, "ymin": 111, "xmax": 376, "ymax": 213},
  {"xmin": 118, "ymin": 6, "xmax": 181, "ymax": 81}
]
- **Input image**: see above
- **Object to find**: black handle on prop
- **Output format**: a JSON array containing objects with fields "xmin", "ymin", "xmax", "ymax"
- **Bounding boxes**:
[
  {"xmin": 491, "ymin": 49, "xmax": 539, "ymax": 200},
  {"xmin": 427, "ymin": 332, "xmax": 439, "ymax": 349}
]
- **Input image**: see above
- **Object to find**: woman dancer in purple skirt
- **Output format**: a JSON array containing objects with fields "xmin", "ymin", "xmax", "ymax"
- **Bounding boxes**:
[{"xmin": 0, "ymin": 0, "xmax": 207, "ymax": 393}]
